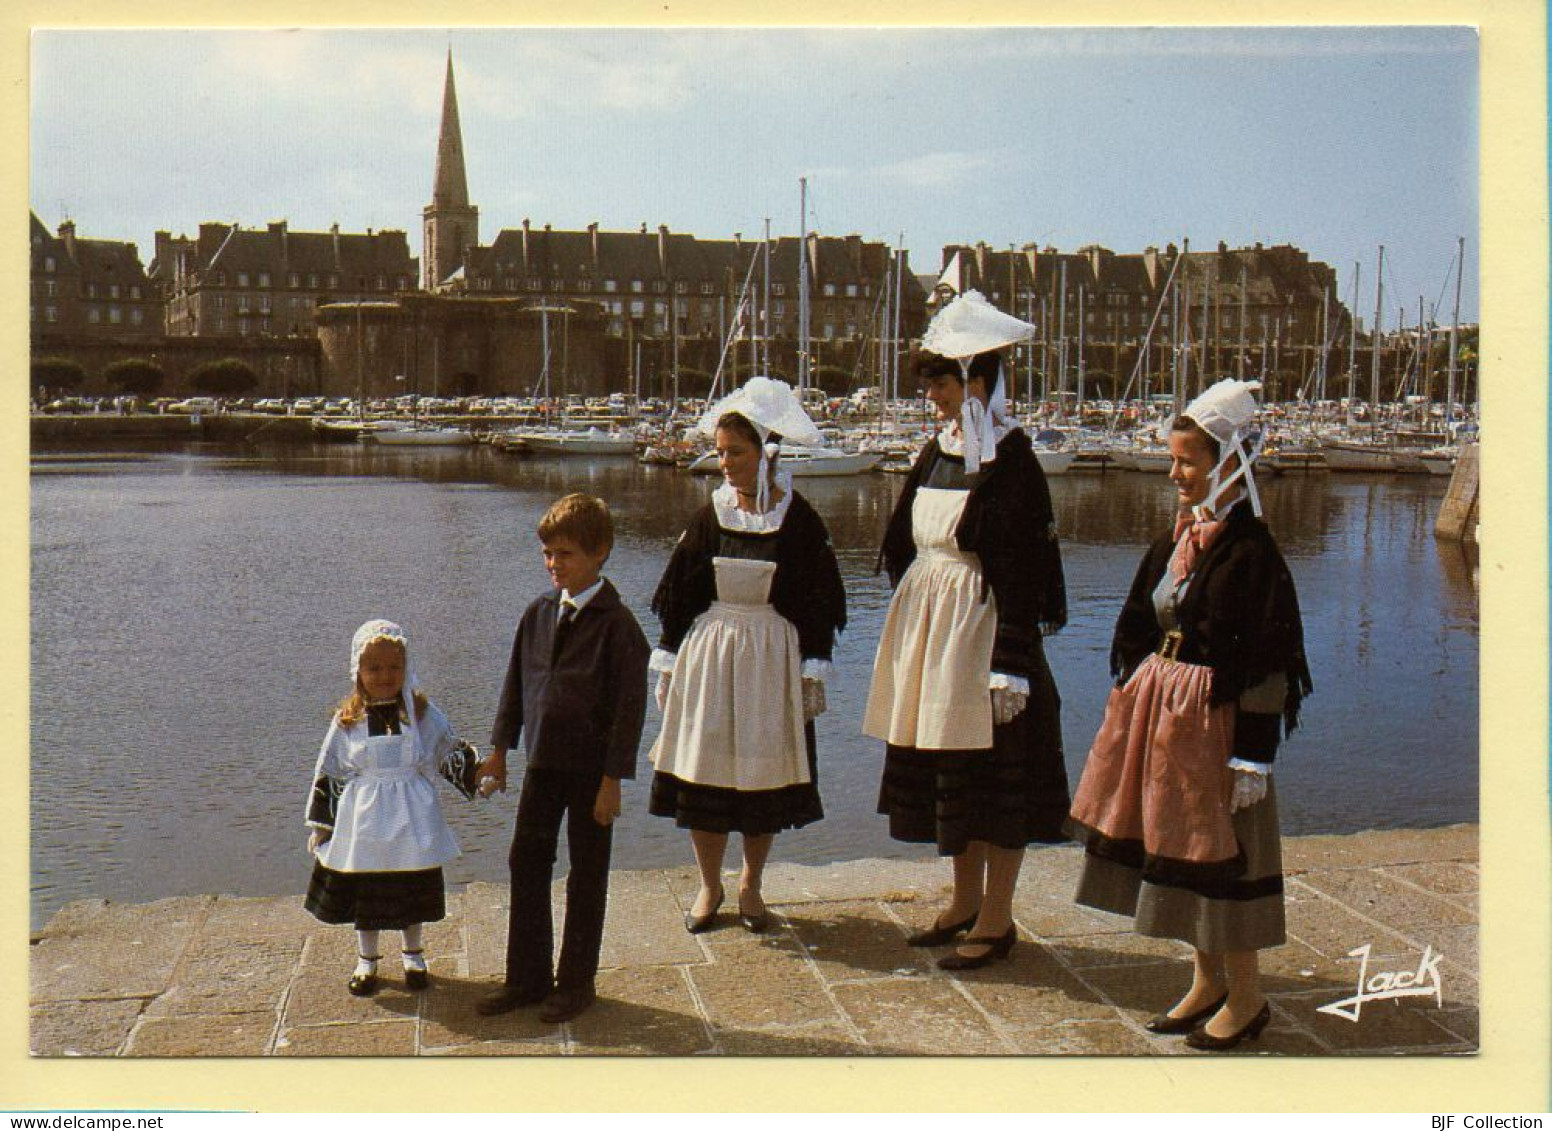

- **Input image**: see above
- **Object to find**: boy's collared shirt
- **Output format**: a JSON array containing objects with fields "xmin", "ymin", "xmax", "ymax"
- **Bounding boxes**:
[{"xmin": 491, "ymin": 576, "xmax": 651, "ymax": 781}]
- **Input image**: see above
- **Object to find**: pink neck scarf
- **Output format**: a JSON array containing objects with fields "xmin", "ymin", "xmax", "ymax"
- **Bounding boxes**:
[{"xmin": 1169, "ymin": 507, "xmax": 1228, "ymax": 584}]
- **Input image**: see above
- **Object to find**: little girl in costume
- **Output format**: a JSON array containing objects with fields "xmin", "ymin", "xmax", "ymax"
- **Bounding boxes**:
[{"xmin": 304, "ymin": 619, "xmax": 479, "ymax": 995}]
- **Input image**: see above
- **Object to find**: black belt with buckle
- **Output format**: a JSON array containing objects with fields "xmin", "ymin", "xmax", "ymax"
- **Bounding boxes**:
[{"xmin": 1157, "ymin": 629, "xmax": 1185, "ymax": 661}]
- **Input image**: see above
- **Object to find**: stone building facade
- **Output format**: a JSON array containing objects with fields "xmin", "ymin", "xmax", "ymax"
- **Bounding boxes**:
[
  {"xmin": 937, "ymin": 240, "xmax": 1349, "ymax": 401},
  {"xmin": 30, "ymin": 212, "xmax": 163, "ymax": 340},
  {"xmin": 148, "ymin": 221, "xmax": 417, "ymax": 340}
]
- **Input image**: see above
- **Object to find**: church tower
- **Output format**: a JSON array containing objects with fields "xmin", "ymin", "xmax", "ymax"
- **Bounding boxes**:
[{"xmin": 422, "ymin": 50, "xmax": 478, "ymax": 290}]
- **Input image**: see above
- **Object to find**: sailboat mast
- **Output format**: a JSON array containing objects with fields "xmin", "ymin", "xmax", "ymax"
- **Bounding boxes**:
[
  {"xmin": 797, "ymin": 177, "xmax": 810, "ymax": 393},
  {"xmin": 762, "ymin": 217, "xmax": 772, "ymax": 377},
  {"xmin": 1446, "ymin": 236, "xmax": 1463, "ymax": 428},
  {"xmin": 1347, "ymin": 260, "xmax": 1360, "ymax": 422},
  {"xmin": 892, "ymin": 234, "xmax": 905, "ymax": 402},
  {"xmin": 1370, "ymin": 245, "xmax": 1384, "ymax": 426}
]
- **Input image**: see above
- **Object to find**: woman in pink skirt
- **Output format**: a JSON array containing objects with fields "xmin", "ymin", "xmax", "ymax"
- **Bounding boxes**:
[{"xmin": 1066, "ymin": 379, "xmax": 1312, "ymax": 1051}]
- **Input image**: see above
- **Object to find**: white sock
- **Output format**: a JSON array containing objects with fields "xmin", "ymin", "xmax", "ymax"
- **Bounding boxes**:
[
  {"xmin": 354, "ymin": 929, "xmax": 380, "ymax": 977},
  {"xmin": 401, "ymin": 924, "xmax": 426, "ymax": 971}
]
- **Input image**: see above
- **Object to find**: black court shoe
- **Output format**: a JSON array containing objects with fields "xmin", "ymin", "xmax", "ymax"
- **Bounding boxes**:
[
  {"xmin": 1185, "ymin": 1001, "xmax": 1272, "ymax": 1051},
  {"xmin": 935, "ymin": 926, "xmax": 1017, "ymax": 971},
  {"xmin": 1145, "ymin": 993, "xmax": 1228, "ymax": 1035},
  {"xmin": 684, "ymin": 888, "xmax": 725, "ymax": 934},
  {"xmin": 905, "ymin": 910, "xmax": 980, "ymax": 948}
]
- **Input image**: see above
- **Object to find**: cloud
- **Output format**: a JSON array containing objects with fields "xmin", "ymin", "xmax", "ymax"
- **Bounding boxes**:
[{"xmin": 816, "ymin": 150, "xmax": 999, "ymax": 192}]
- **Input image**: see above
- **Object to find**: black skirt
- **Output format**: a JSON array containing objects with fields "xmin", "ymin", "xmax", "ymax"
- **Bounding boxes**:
[
  {"xmin": 649, "ymin": 722, "xmax": 823, "ymax": 835},
  {"xmin": 303, "ymin": 863, "xmax": 447, "ymax": 930},
  {"xmin": 877, "ymin": 667, "xmax": 1070, "ymax": 855}
]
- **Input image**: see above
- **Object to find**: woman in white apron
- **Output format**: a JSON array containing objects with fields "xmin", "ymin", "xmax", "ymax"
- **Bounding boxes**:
[
  {"xmin": 304, "ymin": 619, "xmax": 478, "ymax": 995},
  {"xmin": 648, "ymin": 379, "xmax": 847, "ymax": 934},
  {"xmin": 864, "ymin": 292, "xmax": 1069, "ymax": 971}
]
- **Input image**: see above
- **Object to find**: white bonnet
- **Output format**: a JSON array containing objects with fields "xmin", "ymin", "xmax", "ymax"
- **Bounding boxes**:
[
  {"xmin": 350, "ymin": 619, "xmax": 409, "ymax": 682},
  {"xmin": 1180, "ymin": 379, "xmax": 1263, "ymax": 448},
  {"xmin": 919, "ymin": 289, "xmax": 1036, "ymax": 360},
  {"xmin": 697, "ymin": 376, "xmax": 823, "ymax": 445}
]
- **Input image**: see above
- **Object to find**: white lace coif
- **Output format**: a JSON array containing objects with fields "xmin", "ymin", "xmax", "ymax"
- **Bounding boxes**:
[
  {"xmin": 1179, "ymin": 379, "xmax": 1266, "ymax": 518},
  {"xmin": 697, "ymin": 376, "xmax": 823, "ymax": 515},
  {"xmin": 696, "ymin": 375, "xmax": 823, "ymax": 445},
  {"xmin": 919, "ymin": 289, "xmax": 1036, "ymax": 360}
]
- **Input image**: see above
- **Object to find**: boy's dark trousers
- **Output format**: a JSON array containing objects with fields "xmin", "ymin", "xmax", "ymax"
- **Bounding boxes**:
[{"xmin": 505, "ymin": 766, "xmax": 612, "ymax": 997}]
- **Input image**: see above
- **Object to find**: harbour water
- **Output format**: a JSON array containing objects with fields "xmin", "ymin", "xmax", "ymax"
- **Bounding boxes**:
[{"xmin": 29, "ymin": 442, "xmax": 1479, "ymax": 929}]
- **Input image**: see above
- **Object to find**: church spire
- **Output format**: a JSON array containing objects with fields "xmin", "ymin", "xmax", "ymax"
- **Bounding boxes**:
[
  {"xmin": 431, "ymin": 49, "xmax": 470, "ymax": 209},
  {"xmin": 423, "ymin": 48, "xmax": 478, "ymax": 290}
]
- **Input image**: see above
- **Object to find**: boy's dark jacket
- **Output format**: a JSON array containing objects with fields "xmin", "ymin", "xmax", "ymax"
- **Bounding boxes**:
[{"xmin": 490, "ymin": 579, "xmax": 650, "ymax": 780}]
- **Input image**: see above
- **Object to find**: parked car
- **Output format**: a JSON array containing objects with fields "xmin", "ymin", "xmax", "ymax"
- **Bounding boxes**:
[{"xmin": 168, "ymin": 397, "xmax": 220, "ymax": 415}]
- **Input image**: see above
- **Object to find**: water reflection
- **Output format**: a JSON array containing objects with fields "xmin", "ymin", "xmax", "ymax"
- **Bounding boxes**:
[{"xmin": 30, "ymin": 441, "xmax": 1478, "ymax": 928}]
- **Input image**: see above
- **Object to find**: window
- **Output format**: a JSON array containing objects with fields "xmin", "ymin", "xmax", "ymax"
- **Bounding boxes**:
[
  {"xmin": 652, "ymin": 280, "xmax": 667, "ymax": 294},
  {"xmin": 131, "ymin": 309, "xmax": 143, "ymax": 326},
  {"xmin": 86, "ymin": 283, "xmax": 97, "ymax": 299},
  {"xmin": 398, "ymin": 276, "xmax": 409, "ymax": 290},
  {"xmin": 108, "ymin": 306, "xmax": 121, "ymax": 324},
  {"xmin": 846, "ymin": 284, "xmax": 857, "ymax": 297},
  {"xmin": 46, "ymin": 306, "xmax": 58, "ymax": 322},
  {"xmin": 109, "ymin": 284, "xmax": 121, "ymax": 299},
  {"xmin": 376, "ymin": 275, "xmax": 387, "ymax": 291},
  {"xmin": 237, "ymin": 273, "xmax": 249, "ymax": 287},
  {"xmin": 327, "ymin": 274, "xmax": 338, "ymax": 288},
  {"xmin": 308, "ymin": 274, "xmax": 319, "ymax": 288},
  {"xmin": 630, "ymin": 300, "xmax": 645, "ymax": 315},
  {"xmin": 822, "ymin": 322, "xmax": 835, "ymax": 338},
  {"xmin": 44, "ymin": 256, "xmax": 55, "ymax": 273},
  {"xmin": 631, "ymin": 280, "xmax": 644, "ymax": 294},
  {"xmin": 259, "ymin": 273, "xmax": 270, "ymax": 288},
  {"xmin": 237, "ymin": 295, "xmax": 250, "ymax": 313},
  {"xmin": 604, "ymin": 279, "xmax": 617, "ymax": 293},
  {"xmin": 259, "ymin": 296, "xmax": 271, "ymax": 313},
  {"xmin": 238, "ymin": 318, "xmax": 250, "ymax": 337},
  {"xmin": 289, "ymin": 273, "xmax": 301, "ymax": 289},
  {"xmin": 772, "ymin": 283, "xmax": 785, "ymax": 296},
  {"xmin": 674, "ymin": 281, "xmax": 687, "ymax": 294},
  {"xmin": 700, "ymin": 282, "xmax": 715, "ymax": 295},
  {"xmin": 822, "ymin": 283, "xmax": 836, "ymax": 296},
  {"xmin": 130, "ymin": 285, "xmax": 141, "ymax": 300},
  {"xmin": 845, "ymin": 322, "xmax": 856, "ymax": 337},
  {"xmin": 88, "ymin": 307, "xmax": 101, "ymax": 324},
  {"xmin": 44, "ymin": 280, "xmax": 56, "ymax": 298},
  {"xmin": 526, "ymin": 279, "xmax": 541, "ymax": 291},
  {"xmin": 214, "ymin": 296, "xmax": 227, "ymax": 311},
  {"xmin": 215, "ymin": 271, "xmax": 226, "ymax": 286},
  {"xmin": 773, "ymin": 300, "xmax": 786, "ymax": 316},
  {"xmin": 578, "ymin": 280, "xmax": 593, "ymax": 292}
]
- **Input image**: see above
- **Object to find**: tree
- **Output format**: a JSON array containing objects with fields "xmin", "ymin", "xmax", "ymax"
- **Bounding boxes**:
[
  {"xmin": 104, "ymin": 358, "xmax": 165, "ymax": 397},
  {"xmin": 32, "ymin": 356, "xmax": 86, "ymax": 393},
  {"xmin": 189, "ymin": 358, "xmax": 259, "ymax": 397},
  {"xmin": 812, "ymin": 364, "xmax": 851, "ymax": 393}
]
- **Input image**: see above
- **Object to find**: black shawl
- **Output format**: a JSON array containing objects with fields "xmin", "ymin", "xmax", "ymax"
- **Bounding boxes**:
[
  {"xmin": 1110, "ymin": 504, "xmax": 1314, "ymax": 762},
  {"xmin": 651, "ymin": 490, "xmax": 848, "ymax": 662},
  {"xmin": 876, "ymin": 428, "xmax": 1067, "ymax": 680}
]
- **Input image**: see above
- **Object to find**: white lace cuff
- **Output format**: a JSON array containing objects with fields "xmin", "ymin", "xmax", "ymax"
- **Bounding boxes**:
[
  {"xmin": 1227, "ymin": 758, "xmax": 1272, "ymax": 775},
  {"xmin": 649, "ymin": 648, "xmax": 678, "ymax": 675},
  {"xmin": 988, "ymin": 672, "xmax": 1030, "ymax": 696},
  {"xmin": 801, "ymin": 659, "xmax": 833, "ymax": 683}
]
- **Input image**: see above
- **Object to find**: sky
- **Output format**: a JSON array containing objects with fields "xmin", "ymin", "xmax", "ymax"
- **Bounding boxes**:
[{"xmin": 30, "ymin": 26, "xmax": 1479, "ymax": 324}]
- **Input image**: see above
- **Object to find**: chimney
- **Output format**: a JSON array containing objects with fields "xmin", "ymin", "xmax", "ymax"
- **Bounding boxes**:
[
  {"xmin": 588, "ymin": 222, "xmax": 599, "ymax": 265},
  {"xmin": 1165, "ymin": 242, "xmax": 1178, "ymax": 259},
  {"xmin": 521, "ymin": 218, "xmax": 530, "ymax": 268},
  {"xmin": 658, "ymin": 224, "xmax": 670, "ymax": 276},
  {"xmin": 331, "ymin": 222, "xmax": 341, "ymax": 266},
  {"xmin": 1218, "ymin": 240, "xmax": 1228, "ymax": 255},
  {"xmin": 57, "ymin": 219, "xmax": 77, "ymax": 259},
  {"xmin": 1143, "ymin": 246, "xmax": 1160, "ymax": 287},
  {"xmin": 269, "ymin": 220, "xmax": 289, "ymax": 262},
  {"xmin": 845, "ymin": 234, "xmax": 862, "ymax": 276},
  {"xmin": 974, "ymin": 242, "xmax": 988, "ymax": 286}
]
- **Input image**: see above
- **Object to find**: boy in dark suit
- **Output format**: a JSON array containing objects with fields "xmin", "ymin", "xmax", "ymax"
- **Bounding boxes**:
[{"xmin": 476, "ymin": 493, "xmax": 650, "ymax": 1023}]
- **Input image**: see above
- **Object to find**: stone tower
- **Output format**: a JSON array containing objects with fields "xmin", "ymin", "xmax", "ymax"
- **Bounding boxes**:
[{"xmin": 422, "ymin": 50, "xmax": 478, "ymax": 290}]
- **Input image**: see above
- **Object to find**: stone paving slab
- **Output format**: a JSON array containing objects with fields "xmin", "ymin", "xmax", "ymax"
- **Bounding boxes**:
[{"xmin": 29, "ymin": 825, "xmax": 1480, "ymax": 1058}]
